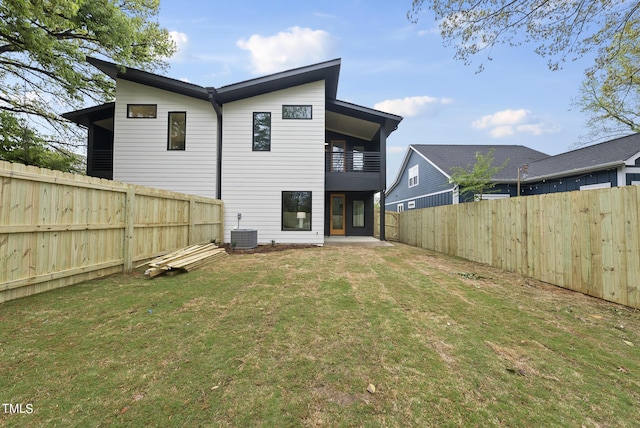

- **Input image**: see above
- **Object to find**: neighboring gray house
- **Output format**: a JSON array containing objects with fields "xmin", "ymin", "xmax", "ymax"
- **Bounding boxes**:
[
  {"xmin": 385, "ymin": 145, "xmax": 548, "ymax": 211},
  {"xmin": 386, "ymin": 134, "xmax": 640, "ymax": 212},
  {"xmin": 64, "ymin": 57, "xmax": 403, "ymax": 245},
  {"xmin": 518, "ymin": 133, "xmax": 640, "ymax": 195}
]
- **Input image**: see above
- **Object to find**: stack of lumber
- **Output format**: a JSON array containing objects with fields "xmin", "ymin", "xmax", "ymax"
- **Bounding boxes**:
[{"xmin": 141, "ymin": 243, "xmax": 227, "ymax": 277}]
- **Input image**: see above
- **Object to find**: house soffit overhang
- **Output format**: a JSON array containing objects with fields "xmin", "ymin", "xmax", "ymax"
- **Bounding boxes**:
[
  {"xmin": 62, "ymin": 102, "xmax": 115, "ymax": 130},
  {"xmin": 326, "ymin": 99, "xmax": 403, "ymax": 141}
]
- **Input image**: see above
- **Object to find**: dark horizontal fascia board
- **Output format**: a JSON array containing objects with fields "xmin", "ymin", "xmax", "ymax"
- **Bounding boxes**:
[
  {"xmin": 62, "ymin": 102, "xmax": 115, "ymax": 127},
  {"xmin": 327, "ymin": 99, "xmax": 403, "ymax": 135},
  {"xmin": 87, "ymin": 57, "xmax": 210, "ymax": 101},
  {"xmin": 213, "ymin": 59, "xmax": 341, "ymax": 104}
]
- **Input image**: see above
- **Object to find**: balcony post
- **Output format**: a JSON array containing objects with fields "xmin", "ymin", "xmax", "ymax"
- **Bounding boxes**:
[{"xmin": 379, "ymin": 125, "xmax": 387, "ymax": 241}]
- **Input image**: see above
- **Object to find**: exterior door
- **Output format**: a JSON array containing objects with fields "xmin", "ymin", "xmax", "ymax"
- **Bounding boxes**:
[{"xmin": 330, "ymin": 194, "xmax": 346, "ymax": 235}]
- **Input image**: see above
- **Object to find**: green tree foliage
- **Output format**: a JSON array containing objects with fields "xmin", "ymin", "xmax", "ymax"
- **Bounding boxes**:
[
  {"xmin": 448, "ymin": 148, "xmax": 508, "ymax": 201},
  {"xmin": 408, "ymin": 1, "xmax": 640, "ymax": 141},
  {"xmin": 577, "ymin": 18, "xmax": 640, "ymax": 142},
  {"xmin": 0, "ymin": 0, "xmax": 176, "ymax": 170},
  {"xmin": 0, "ymin": 111, "xmax": 83, "ymax": 172}
]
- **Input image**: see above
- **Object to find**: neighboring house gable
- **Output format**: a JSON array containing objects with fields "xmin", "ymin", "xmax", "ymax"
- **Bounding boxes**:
[
  {"xmin": 385, "ymin": 147, "xmax": 452, "ymax": 212},
  {"xmin": 386, "ymin": 135, "xmax": 640, "ymax": 209},
  {"xmin": 385, "ymin": 144, "xmax": 548, "ymax": 210}
]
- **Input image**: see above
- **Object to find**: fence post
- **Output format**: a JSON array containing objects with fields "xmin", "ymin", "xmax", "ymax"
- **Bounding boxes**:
[
  {"xmin": 123, "ymin": 185, "xmax": 135, "ymax": 272},
  {"xmin": 189, "ymin": 197, "xmax": 196, "ymax": 245}
]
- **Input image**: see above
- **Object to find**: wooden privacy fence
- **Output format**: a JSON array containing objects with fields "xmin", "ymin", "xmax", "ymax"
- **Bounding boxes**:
[
  {"xmin": 374, "ymin": 208, "xmax": 399, "ymax": 241},
  {"xmin": 0, "ymin": 161, "xmax": 224, "ymax": 303},
  {"xmin": 389, "ymin": 186, "xmax": 640, "ymax": 309}
]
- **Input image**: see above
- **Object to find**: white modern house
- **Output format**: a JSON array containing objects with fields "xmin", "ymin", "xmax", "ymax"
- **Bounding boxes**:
[{"xmin": 64, "ymin": 57, "xmax": 403, "ymax": 245}]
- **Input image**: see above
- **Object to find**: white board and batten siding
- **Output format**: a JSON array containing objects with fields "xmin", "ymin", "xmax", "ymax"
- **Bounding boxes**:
[
  {"xmin": 113, "ymin": 79, "xmax": 218, "ymax": 198},
  {"xmin": 222, "ymin": 81, "xmax": 325, "ymax": 245}
]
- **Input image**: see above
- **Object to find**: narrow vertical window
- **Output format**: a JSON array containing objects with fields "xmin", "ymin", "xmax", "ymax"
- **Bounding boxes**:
[
  {"xmin": 353, "ymin": 200, "xmax": 365, "ymax": 227},
  {"xmin": 167, "ymin": 112, "xmax": 186, "ymax": 150},
  {"xmin": 253, "ymin": 112, "xmax": 271, "ymax": 151},
  {"xmin": 408, "ymin": 165, "xmax": 419, "ymax": 187}
]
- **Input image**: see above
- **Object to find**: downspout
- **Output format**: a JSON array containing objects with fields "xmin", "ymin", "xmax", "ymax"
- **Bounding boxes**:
[{"xmin": 208, "ymin": 89, "xmax": 223, "ymax": 200}]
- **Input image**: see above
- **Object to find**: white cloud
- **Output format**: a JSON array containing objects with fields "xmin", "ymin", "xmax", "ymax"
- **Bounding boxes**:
[
  {"xmin": 387, "ymin": 146, "xmax": 406, "ymax": 154},
  {"xmin": 472, "ymin": 109, "xmax": 556, "ymax": 138},
  {"xmin": 168, "ymin": 31, "xmax": 189, "ymax": 61},
  {"xmin": 237, "ymin": 27, "xmax": 337, "ymax": 74},
  {"xmin": 374, "ymin": 96, "xmax": 453, "ymax": 117}
]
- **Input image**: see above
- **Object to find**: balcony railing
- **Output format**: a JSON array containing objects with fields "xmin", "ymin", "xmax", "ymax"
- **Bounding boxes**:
[{"xmin": 325, "ymin": 151, "xmax": 381, "ymax": 173}]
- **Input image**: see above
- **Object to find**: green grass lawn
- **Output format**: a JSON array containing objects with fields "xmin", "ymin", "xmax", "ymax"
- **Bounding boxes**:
[{"xmin": 1, "ymin": 243, "xmax": 639, "ymax": 427}]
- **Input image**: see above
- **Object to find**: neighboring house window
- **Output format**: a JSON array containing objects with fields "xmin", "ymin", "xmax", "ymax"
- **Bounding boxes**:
[
  {"xmin": 407, "ymin": 201, "xmax": 416, "ymax": 209},
  {"xmin": 408, "ymin": 165, "xmax": 419, "ymax": 187},
  {"xmin": 353, "ymin": 200, "xmax": 365, "ymax": 227},
  {"xmin": 253, "ymin": 112, "xmax": 271, "ymax": 151},
  {"xmin": 397, "ymin": 203, "xmax": 404, "ymax": 212},
  {"xmin": 127, "ymin": 104, "xmax": 157, "ymax": 118},
  {"xmin": 579, "ymin": 182, "xmax": 611, "ymax": 191},
  {"xmin": 283, "ymin": 105, "xmax": 312, "ymax": 119},
  {"xmin": 167, "ymin": 112, "xmax": 186, "ymax": 150},
  {"xmin": 282, "ymin": 191, "xmax": 312, "ymax": 231}
]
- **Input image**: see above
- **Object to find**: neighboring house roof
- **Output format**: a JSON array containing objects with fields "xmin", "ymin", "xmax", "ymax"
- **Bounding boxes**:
[
  {"xmin": 387, "ymin": 144, "xmax": 548, "ymax": 195},
  {"xmin": 522, "ymin": 133, "xmax": 640, "ymax": 181}
]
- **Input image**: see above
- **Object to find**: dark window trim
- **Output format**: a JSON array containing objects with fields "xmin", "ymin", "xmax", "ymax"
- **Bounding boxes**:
[
  {"xmin": 167, "ymin": 111, "xmax": 187, "ymax": 151},
  {"xmin": 281, "ymin": 191, "xmax": 312, "ymax": 231},
  {"xmin": 253, "ymin": 112, "xmax": 271, "ymax": 151},
  {"xmin": 353, "ymin": 199, "xmax": 365, "ymax": 228},
  {"xmin": 127, "ymin": 104, "xmax": 157, "ymax": 118},
  {"xmin": 282, "ymin": 105, "xmax": 313, "ymax": 120}
]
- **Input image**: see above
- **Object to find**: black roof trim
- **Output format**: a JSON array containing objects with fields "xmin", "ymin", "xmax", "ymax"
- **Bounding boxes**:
[
  {"xmin": 327, "ymin": 99, "xmax": 403, "ymax": 135},
  {"xmin": 87, "ymin": 57, "xmax": 210, "ymax": 101},
  {"xmin": 213, "ymin": 59, "xmax": 341, "ymax": 104},
  {"xmin": 62, "ymin": 102, "xmax": 115, "ymax": 128}
]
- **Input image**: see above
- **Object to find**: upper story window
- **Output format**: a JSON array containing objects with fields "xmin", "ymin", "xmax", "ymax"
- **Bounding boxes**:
[
  {"xmin": 127, "ymin": 104, "xmax": 157, "ymax": 118},
  {"xmin": 253, "ymin": 112, "xmax": 271, "ymax": 151},
  {"xmin": 167, "ymin": 112, "xmax": 186, "ymax": 150},
  {"xmin": 408, "ymin": 165, "xmax": 419, "ymax": 188},
  {"xmin": 283, "ymin": 105, "xmax": 312, "ymax": 119}
]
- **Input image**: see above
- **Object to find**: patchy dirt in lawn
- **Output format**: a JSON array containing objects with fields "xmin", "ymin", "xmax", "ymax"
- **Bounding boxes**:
[{"xmin": 223, "ymin": 243, "xmax": 318, "ymax": 255}]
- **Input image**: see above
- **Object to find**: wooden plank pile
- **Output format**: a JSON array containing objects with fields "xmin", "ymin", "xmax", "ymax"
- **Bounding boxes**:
[{"xmin": 141, "ymin": 243, "xmax": 227, "ymax": 278}]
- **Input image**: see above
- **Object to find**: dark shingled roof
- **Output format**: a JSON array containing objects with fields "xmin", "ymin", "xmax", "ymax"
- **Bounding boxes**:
[
  {"xmin": 411, "ymin": 144, "xmax": 549, "ymax": 182},
  {"xmin": 522, "ymin": 133, "xmax": 640, "ymax": 181}
]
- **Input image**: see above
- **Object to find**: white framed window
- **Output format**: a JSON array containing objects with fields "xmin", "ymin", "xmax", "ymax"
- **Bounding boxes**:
[
  {"xmin": 408, "ymin": 165, "xmax": 419, "ymax": 188},
  {"xmin": 407, "ymin": 200, "xmax": 416, "ymax": 209},
  {"xmin": 579, "ymin": 182, "xmax": 611, "ymax": 191},
  {"xmin": 632, "ymin": 181, "xmax": 640, "ymax": 186},
  {"xmin": 397, "ymin": 203, "xmax": 404, "ymax": 212}
]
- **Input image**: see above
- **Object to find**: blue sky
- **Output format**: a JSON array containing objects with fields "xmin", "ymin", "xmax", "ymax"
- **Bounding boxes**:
[{"xmin": 156, "ymin": 0, "xmax": 595, "ymax": 183}]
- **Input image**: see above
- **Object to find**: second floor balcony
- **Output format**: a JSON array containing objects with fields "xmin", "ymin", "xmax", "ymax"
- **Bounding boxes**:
[{"xmin": 325, "ymin": 151, "xmax": 383, "ymax": 191}]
